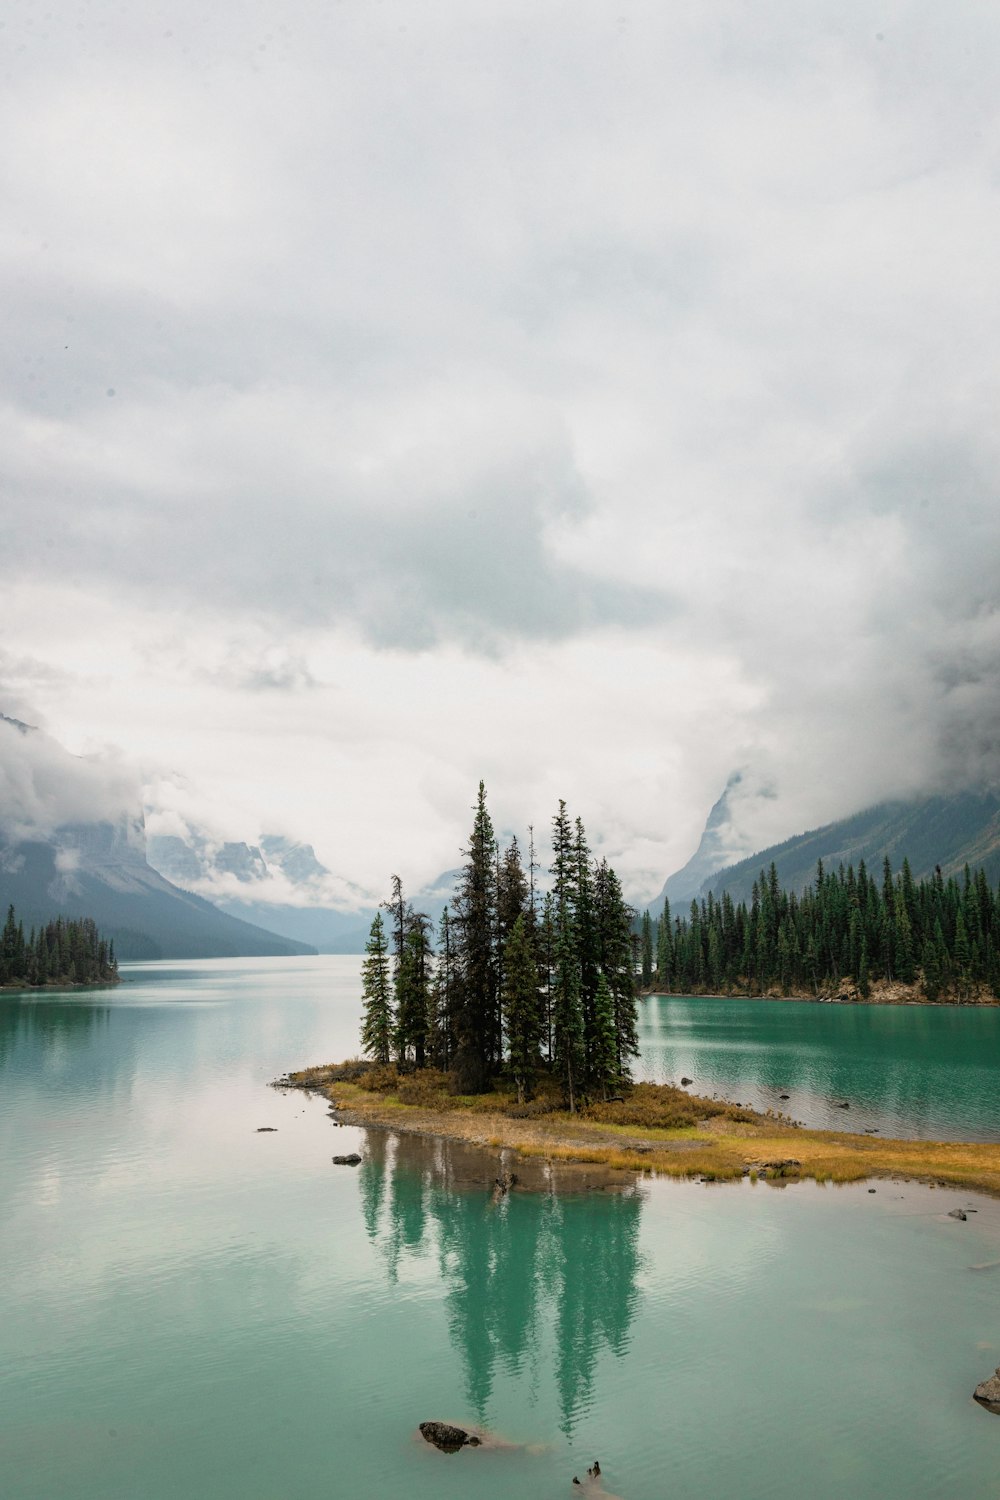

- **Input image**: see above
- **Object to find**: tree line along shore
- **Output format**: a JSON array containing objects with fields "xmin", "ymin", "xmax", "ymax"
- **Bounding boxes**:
[
  {"xmin": 357, "ymin": 786, "xmax": 1000, "ymax": 1131},
  {"xmin": 0, "ymin": 905, "xmax": 119, "ymax": 989},
  {"xmin": 637, "ymin": 856, "xmax": 1000, "ymax": 1003},
  {"xmin": 293, "ymin": 786, "xmax": 1000, "ymax": 1194}
]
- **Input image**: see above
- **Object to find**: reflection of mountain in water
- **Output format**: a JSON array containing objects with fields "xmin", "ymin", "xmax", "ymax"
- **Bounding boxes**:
[{"xmin": 359, "ymin": 1132, "xmax": 643, "ymax": 1435}]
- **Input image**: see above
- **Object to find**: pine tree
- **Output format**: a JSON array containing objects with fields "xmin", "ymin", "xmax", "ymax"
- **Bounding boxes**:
[
  {"xmin": 895, "ymin": 900, "xmax": 915, "ymax": 984},
  {"xmin": 594, "ymin": 859, "xmax": 639, "ymax": 1082},
  {"xmin": 501, "ymin": 913, "xmax": 540, "ymax": 1104},
  {"xmin": 360, "ymin": 912, "xmax": 394, "ymax": 1064},
  {"xmin": 452, "ymin": 781, "xmax": 499, "ymax": 1091},
  {"xmin": 656, "ymin": 898, "xmax": 672, "ymax": 990},
  {"xmin": 590, "ymin": 972, "xmax": 619, "ymax": 1100},
  {"xmin": 640, "ymin": 910, "xmax": 653, "ymax": 987},
  {"xmin": 430, "ymin": 905, "xmax": 459, "ymax": 1068},
  {"xmin": 539, "ymin": 890, "xmax": 557, "ymax": 1065},
  {"xmin": 396, "ymin": 916, "xmax": 433, "ymax": 1066},
  {"xmin": 497, "ymin": 836, "xmax": 530, "ymax": 1063},
  {"xmin": 552, "ymin": 901, "xmax": 585, "ymax": 1111},
  {"xmin": 382, "ymin": 873, "xmax": 410, "ymax": 1034}
]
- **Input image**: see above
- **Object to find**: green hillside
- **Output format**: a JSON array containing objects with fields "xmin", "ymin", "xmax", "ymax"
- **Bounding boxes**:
[{"xmin": 701, "ymin": 792, "xmax": 1000, "ymax": 905}]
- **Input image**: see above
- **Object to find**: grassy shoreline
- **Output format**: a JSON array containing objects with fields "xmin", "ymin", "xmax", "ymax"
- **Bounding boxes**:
[{"xmin": 283, "ymin": 1064, "xmax": 1000, "ymax": 1198}]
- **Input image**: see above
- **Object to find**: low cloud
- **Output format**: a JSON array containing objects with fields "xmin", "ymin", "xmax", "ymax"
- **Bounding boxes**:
[{"xmin": 0, "ymin": 714, "xmax": 140, "ymax": 843}]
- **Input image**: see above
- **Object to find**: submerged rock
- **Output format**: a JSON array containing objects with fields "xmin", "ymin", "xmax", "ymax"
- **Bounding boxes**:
[
  {"xmin": 332, "ymin": 1153, "xmax": 362, "ymax": 1166},
  {"xmin": 419, "ymin": 1421, "xmax": 481, "ymax": 1453},
  {"xmin": 492, "ymin": 1168, "xmax": 518, "ymax": 1201},
  {"xmin": 974, "ymin": 1368, "xmax": 1000, "ymax": 1412},
  {"xmin": 948, "ymin": 1208, "xmax": 968, "ymax": 1221},
  {"xmin": 680, "ymin": 1077, "xmax": 693, "ymax": 1087},
  {"xmin": 255, "ymin": 1127, "xmax": 278, "ymax": 1132}
]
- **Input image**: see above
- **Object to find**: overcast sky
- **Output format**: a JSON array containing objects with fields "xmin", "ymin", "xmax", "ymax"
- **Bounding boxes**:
[{"xmin": 2, "ymin": 0, "xmax": 999, "ymax": 904}]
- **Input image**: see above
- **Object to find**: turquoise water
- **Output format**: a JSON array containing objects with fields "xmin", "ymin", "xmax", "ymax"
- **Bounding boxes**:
[
  {"xmin": 638, "ymin": 993, "xmax": 1000, "ymax": 1139},
  {"xmin": 2, "ymin": 957, "xmax": 1000, "ymax": 1499}
]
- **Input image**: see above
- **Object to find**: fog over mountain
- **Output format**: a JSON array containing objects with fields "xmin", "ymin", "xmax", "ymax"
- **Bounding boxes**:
[{"xmin": 2, "ymin": 3, "xmax": 1000, "ymax": 897}]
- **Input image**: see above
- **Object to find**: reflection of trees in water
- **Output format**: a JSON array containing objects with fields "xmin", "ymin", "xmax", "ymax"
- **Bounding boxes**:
[
  {"xmin": 0, "ymin": 997, "xmax": 111, "ymax": 1070},
  {"xmin": 361, "ymin": 1134, "xmax": 643, "ymax": 1434}
]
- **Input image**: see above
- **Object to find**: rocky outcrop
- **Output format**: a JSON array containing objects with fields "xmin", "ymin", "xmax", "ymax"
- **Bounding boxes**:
[
  {"xmin": 419, "ymin": 1421, "xmax": 481, "ymax": 1453},
  {"xmin": 974, "ymin": 1368, "xmax": 1000, "ymax": 1412},
  {"xmin": 332, "ymin": 1153, "xmax": 362, "ymax": 1166}
]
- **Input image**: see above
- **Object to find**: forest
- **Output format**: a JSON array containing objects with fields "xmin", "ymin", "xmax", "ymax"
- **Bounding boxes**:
[
  {"xmin": 0, "ymin": 906, "xmax": 119, "ymax": 988},
  {"xmin": 640, "ymin": 857, "xmax": 1000, "ymax": 1001},
  {"xmin": 360, "ymin": 784, "xmax": 639, "ymax": 1109}
]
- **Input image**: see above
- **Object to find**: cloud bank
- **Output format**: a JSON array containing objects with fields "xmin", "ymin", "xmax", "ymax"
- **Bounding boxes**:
[{"xmin": 1, "ymin": 2, "xmax": 998, "ymax": 897}]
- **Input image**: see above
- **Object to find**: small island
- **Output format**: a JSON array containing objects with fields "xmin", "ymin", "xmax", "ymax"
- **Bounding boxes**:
[{"xmin": 291, "ymin": 784, "xmax": 1000, "ymax": 1198}]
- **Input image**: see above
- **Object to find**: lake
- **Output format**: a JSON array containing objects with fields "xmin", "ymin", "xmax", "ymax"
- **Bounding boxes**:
[
  {"xmin": 2, "ymin": 956, "xmax": 999, "ymax": 1499},
  {"xmin": 636, "ymin": 992, "xmax": 1000, "ymax": 1139}
]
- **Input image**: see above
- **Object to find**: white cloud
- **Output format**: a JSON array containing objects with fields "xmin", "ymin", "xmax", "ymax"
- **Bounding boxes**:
[
  {"xmin": 0, "ymin": 715, "xmax": 140, "ymax": 843},
  {"xmin": 1, "ymin": 1, "xmax": 999, "ymax": 901}
]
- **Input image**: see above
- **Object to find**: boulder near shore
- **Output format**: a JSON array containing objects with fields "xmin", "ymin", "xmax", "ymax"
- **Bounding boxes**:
[
  {"xmin": 974, "ymin": 1369, "xmax": 1000, "ymax": 1413},
  {"xmin": 419, "ymin": 1421, "xmax": 481, "ymax": 1452}
]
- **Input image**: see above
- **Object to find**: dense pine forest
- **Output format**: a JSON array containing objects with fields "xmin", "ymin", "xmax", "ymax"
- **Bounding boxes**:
[
  {"xmin": 360, "ymin": 784, "xmax": 639, "ymax": 1109},
  {"xmin": 640, "ymin": 857, "xmax": 1000, "ymax": 1002},
  {"xmin": 0, "ymin": 906, "xmax": 119, "ymax": 988}
]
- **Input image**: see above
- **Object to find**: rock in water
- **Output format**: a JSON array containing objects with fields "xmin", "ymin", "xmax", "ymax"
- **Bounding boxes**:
[
  {"xmin": 492, "ymin": 1168, "xmax": 518, "ymax": 1201},
  {"xmin": 974, "ymin": 1368, "xmax": 1000, "ymax": 1412},
  {"xmin": 948, "ymin": 1208, "xmax": 968, "ymax": 1221},
  {"xmin": 680, "ymin": 1077, "xmax": 693, "ymax": 1086},
  {"xmin": 419, "ymin": 1421, "xmax": 481, "ymax": 1453},
  {"xmin": 332, "ymin": 1153, "xmax": 362, "ymax": 1166}
]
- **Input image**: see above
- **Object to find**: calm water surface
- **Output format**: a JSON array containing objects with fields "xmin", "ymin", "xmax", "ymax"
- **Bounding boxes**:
[
  {"xmin": 2, "ymin": 957, "xmax": 1000, "ymax": 1500},
  {"xmin": 637, "ymin": 993, "xmax": 1000, "ymax": 1138}
]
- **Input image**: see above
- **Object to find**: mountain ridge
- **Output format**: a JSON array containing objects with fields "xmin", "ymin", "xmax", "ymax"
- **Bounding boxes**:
[{"xmin": 656, "ymin": 789, "xmax": 1000, "ymax": 910}]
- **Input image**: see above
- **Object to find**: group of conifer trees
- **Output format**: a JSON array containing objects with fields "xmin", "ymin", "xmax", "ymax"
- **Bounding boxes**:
[
  {"xmin": 0, "ymin": 906, "xmax": 119, "ymax": 987},
  {"xmin": 639, "ymin": 857, "xmax": 1000, "ymax": 1000},
  {"xmin": 360, "ymin": 783, "xmax": 639, "ymax": 1108}
]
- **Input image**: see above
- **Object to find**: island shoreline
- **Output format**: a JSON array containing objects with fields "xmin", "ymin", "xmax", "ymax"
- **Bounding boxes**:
[{"xmin": 281, "ymin": 1066, "xmax": 1000, "ymax": 1199}]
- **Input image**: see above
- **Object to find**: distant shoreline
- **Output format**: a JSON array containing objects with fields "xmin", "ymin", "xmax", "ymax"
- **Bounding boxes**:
[
  {"xmin": 639, "ymin": 982, "xmax": 1000, "ymax": 1007},
  {"xmin": 282, "ymin": 1064, "xmax": 1000, "ymax": 1199},
  {"xmin": 0, "ymin": 976, "xmax": 121, "ymax": 994}
]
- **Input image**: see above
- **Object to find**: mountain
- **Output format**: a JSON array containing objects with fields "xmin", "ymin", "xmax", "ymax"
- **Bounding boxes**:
[
  {"xmin": 656, "ymin": 771, "xmax": 775, "ymax": 905},
  {"xmin": 0, "ymin": 817, "xmax": 317, "ymax": 960},
  {"xmin": 146, "ymin": 828, "xmax": 376, "ymax": 952},
  {"xmin": 146, "ymin": 823, "xmax": 463, "ymax": 953},
  {"xmin": 656, "ymin": 790, "xmax": 1000, "ymax": 910}
]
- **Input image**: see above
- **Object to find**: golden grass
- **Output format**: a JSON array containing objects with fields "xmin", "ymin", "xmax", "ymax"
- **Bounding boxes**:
[{"xmin": 286, "ymin": 1064, "xmax": 1000, "ymax": 1197}]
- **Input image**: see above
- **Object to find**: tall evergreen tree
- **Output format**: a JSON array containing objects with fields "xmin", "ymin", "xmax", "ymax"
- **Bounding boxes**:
[
  {"xmin": 640, "ymin": 910, "xmax": 653, "ymax": 987},
  {"xmin": 590, "ymin": 971, "xmax": 619, "ymax": 1100},
  {"xmin": 594, "ymin": 859, "xmax": 639, "ymax": 1081},
  {"xmin": 430, "ymin": 905, "xmax": 459, "ymax": 1069},
  {"xmin": 360, "ymin": 912, "xmax": 394, "ymax": 1064},
  {"xmin": 501, "ymin": 913, "xmax": 540, "ymax": 1104},
  {"xmin": 550, "ymin": 800, "xmax": 585, "ymax": 1110},
  {"xmin": 452, "ymin": 781, "xmax": 500, "ymax": 1091},
  {"xmin": 396, "ymin": 915, "xmax": 433, "ymax": 1066}
]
